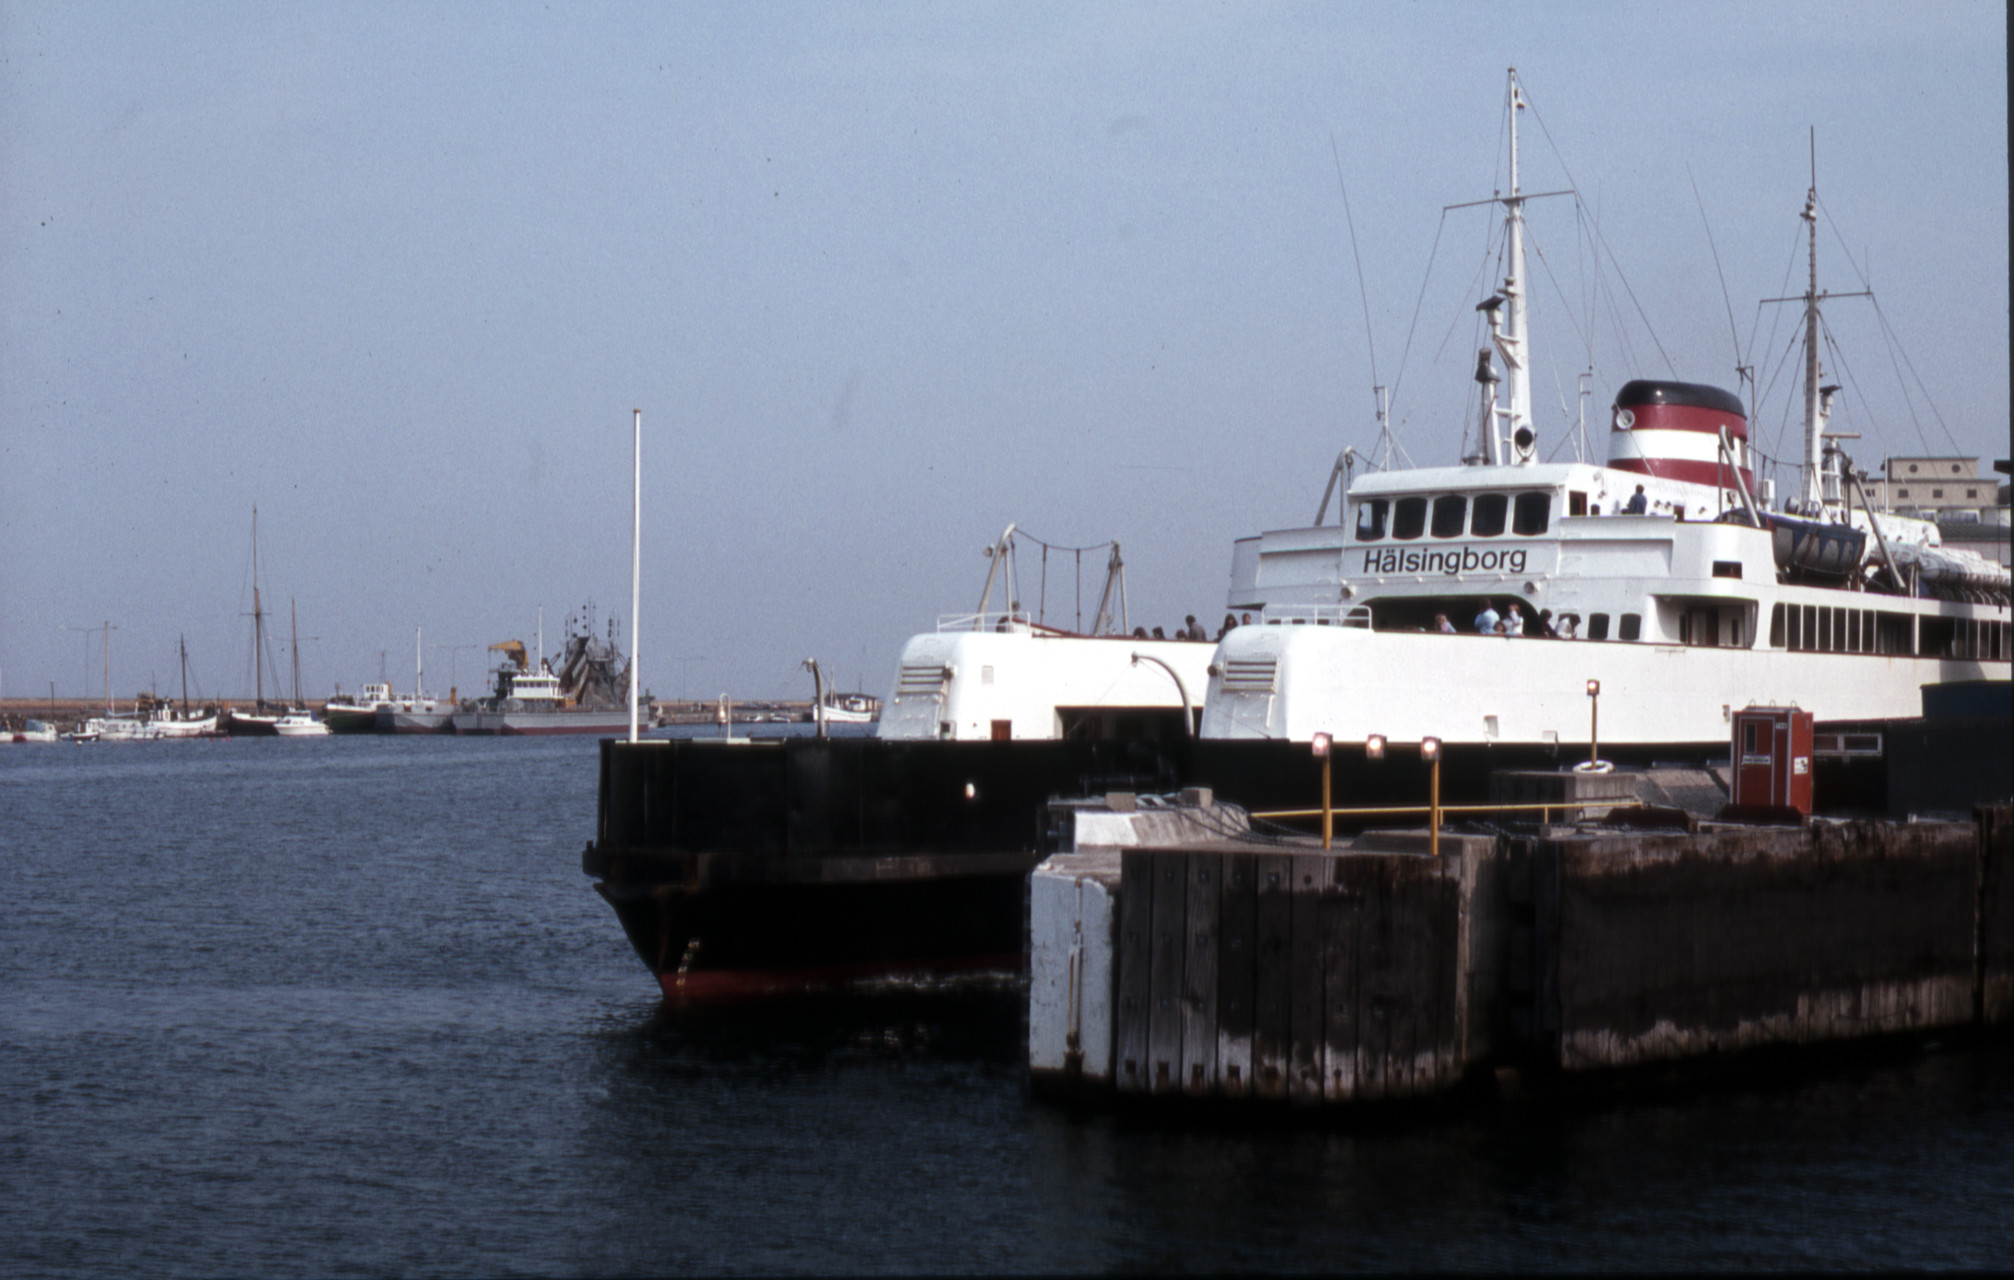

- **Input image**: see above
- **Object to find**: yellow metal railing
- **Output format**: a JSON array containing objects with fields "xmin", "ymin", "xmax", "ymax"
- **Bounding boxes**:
[{"xmin": 1249, "ymin": 798, "xmax": 1646, "ymax": 856}]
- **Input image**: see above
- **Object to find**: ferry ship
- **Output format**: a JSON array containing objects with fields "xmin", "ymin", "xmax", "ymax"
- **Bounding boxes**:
[{"xmin": 585, "ymin": 70, "xmax": 2007, "ymax": 1000}]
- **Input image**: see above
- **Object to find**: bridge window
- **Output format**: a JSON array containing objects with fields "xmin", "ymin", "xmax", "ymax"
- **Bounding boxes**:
[
  {"xmin": 1618, "ymin": 613, "xmax": 1642, "ymax": 641},
  {"xmin": 1430, "ymin": 494, "xmax": 1468, "ymax": 538},
  {"xmin": 1471, "ymin": 493, "xmax": 1508, "ymax": 537},
  {"xmin": 1391, "ymin": 496, "xmax": 1428, "ymax": 541},
  {"xmin": 1354, "ymin": 499, "xmax": 1388, "ymax": 541},
  {"xmin": 1770, "ymin": 602, "xmax": 1786, "ymax": 648},
  {"xmin": 1512, "ymin": 492, "xmax": 1551, "ymax": 535},
  {"xmin": 1587, "ymin": 612, "xmax": 1611, "ymax": 641}
]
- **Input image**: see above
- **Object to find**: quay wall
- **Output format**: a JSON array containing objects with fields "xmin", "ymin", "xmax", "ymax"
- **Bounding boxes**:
[
  {"xmin": 1036, "ymin": 806, "xmax": 2014, "ymax": 1106},
  {"xmin": 1538, "ymin": 820, "xmax": 1982, "ymax": 1071}
]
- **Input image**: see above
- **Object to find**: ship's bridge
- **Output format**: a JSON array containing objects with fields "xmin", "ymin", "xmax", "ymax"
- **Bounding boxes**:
[{"xmin": 1227, "ymin": 459, "xmax": 1785, "ymax": 648}]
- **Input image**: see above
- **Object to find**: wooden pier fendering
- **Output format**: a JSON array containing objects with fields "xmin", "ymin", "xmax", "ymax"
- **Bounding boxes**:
[{"xmin": 1115, "ymin": 836, "xmax": 1499, "ymax": 1104}]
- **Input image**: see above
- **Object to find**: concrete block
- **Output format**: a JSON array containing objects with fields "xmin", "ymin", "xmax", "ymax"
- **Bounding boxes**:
[{"xmin": 1028, "ymin": 853, "xmax": 1120, "ymax": 1090}]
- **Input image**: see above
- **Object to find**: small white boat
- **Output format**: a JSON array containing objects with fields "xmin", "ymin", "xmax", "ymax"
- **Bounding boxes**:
[
  {"xmin": 87, "ymin": 715, "xmax": 165, "ymax": 742},
  {"xmin": 273, "ymin": 709, "xmax": 332, "ymax": 737},
  {"xmin": 152, "ymin": 710, "xmax": 220, "ymax": 738},
  {"xmin": 3, "ymin": 720, "xmax": 59, "ymax": 744},
  {"xmin": 815, "ymin": 693, "xmax": 879, "ymax": 725}
]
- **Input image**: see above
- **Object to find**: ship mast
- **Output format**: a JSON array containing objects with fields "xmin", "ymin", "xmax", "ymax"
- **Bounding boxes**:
[
  {"xmin": 1780, "ymin": 132, "xmax": 1869, "ymax": 514},
  {"xmin": 1498, "ymin": 69, "xmax": 1532, "ymax": 461},
  {"xmin": 1800, "ymin": 164, "xmax": 1827, "ymax": 509},
  {"xmin": 1464, "ymin": 69, "xmax": 1565, "ymax": 466}
]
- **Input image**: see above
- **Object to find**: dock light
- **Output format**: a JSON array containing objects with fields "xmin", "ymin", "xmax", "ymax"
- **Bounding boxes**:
[
  {"xmin": 1312, "ymin": 733, "xmax": 1333, "ymax": 849},
  {"xmin": 1576, "ymin": 679, "xmax": 1612, "ymax": 774},
  {"xmin": 1417, "ymin": 740, "xmax": 1450, "ymax": 861},
  {"xmin": 1365, "ymin": 733, "xmax": 1385, "ymax": 761},
  {"xmin": 1421, "ymin": 736, "xmax": 1443, "ymax": 859}
]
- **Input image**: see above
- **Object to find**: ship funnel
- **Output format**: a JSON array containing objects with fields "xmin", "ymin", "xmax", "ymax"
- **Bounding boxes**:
[{"xmin": 1606, "ymin": 379, "xmax": 1751, "ymax": 492}]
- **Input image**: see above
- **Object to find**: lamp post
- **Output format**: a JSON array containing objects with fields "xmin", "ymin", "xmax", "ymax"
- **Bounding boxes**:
[
  {"xmin": 1421, "ymin": 736, "xmax": 1442, "ymax": 859},
  {"xmin": 1129, "ymin": 651, "xmax": 1193, "ymax": 738},
  {"xmin": 1575, "ymin": 678, "xmax": 1612, "ymax": 773},
  {"xmin": 1312, "ymin": 732, "xmax": 1333, "ymax": 849}
]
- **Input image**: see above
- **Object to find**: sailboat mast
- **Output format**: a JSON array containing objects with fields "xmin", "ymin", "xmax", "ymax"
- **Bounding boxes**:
[
  {"xmin": 416, "ymin": 627, "xmax": 423, "ymax": 702},
  {"xmin": 252, "ymin": 506, "xmax": 265, "ymax": 708},
  {"xmin": 180, "ymin": 634, "xmax": 189, "ymax": 714},
  {"xmin": 102, "ymin": 620, "xmax": 111, "ymax": 715},
  {"xmin": 290, "ymin": 597, "xmax": 301, "ymax": 707}
]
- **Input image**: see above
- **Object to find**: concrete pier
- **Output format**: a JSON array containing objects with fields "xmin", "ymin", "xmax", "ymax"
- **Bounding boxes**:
[{"xmin": 1029, "ymin": 802, "xmax": 2014, "ymax": 1105}]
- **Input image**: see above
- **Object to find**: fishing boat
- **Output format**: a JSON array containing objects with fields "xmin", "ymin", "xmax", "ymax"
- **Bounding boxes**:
[
  {"xmin": 452, "ymin": 609, "xmax": 640, "ymax": 736},
  {"xmin": 813, "ymin": 693, "xmax": 878, "ymax": 726},
  {"xmin": 323, "ymin": 682, "xmax": 397, "ymax": 734},
  {"xmin": 326, "ymin": 630, "xmax": 453, "ymax": 733}
]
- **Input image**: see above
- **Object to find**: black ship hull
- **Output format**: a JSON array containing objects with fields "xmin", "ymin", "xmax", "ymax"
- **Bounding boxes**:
[{"xmin": 584, "ymin": 734, "xmax": 1740, "ymax": 999}]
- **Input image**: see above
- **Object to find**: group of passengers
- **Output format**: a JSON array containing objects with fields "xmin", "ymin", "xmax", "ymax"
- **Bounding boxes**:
[
  {"xmin": 1434, "ymin": 602, "xmax": 1578, "ymax": 640},
  {"xmin": 1131, "ymin": 613, "xmax": 1254, "ymax": 642}
]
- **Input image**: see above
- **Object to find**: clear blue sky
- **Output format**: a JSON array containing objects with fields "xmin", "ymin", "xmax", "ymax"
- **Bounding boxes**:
[{"xmin": 3, "ymin": 1, "xmax": 2005, "ymax": 704}]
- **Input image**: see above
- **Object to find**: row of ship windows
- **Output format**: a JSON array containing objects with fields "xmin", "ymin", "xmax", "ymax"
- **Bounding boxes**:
[
  {"xmin": 1768, "ymin": 603, "xmax": 2009, "ymax": 660},
  {"xmin": 1355, "ymin": 492, "xmax": 1553, "ymax": 542}
]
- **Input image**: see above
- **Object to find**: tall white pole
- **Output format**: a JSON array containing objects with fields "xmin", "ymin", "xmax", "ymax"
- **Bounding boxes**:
[
  {"xmin": 629, "ymin": 408, "xmax": 642, "ymax": 743},
  {"xmin": 1501, "ymin": 68, "xmax": 1531, "ymax": 459}
]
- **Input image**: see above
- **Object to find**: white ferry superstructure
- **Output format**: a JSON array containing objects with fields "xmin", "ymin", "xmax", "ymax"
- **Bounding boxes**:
[
  {"xmin": 1203, "ymin": 69, "xmax": 2008, "ymax": 750},
  {"xmin": 877, "ymin": 526, "xmax": 1216, "ymax": 741}
]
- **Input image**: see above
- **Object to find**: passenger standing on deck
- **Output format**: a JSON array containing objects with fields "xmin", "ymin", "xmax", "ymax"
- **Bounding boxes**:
[
  {"xmin": 1219, "ymin": 614, "xmax": 1238, "ymax": 640},
  {"xmin": 1435, "ymin": 613, "xmax": 1456, "ymax": 634},
  {"xmin": 1183, "ymin": 615, "xmax": 1207, "ymax": 641},
  {"xmin": 1474, "ymin": 601, "xmax": 1500, "ymax": 634},
  {"xmin": 1623, "ymin": 484, "xmax": 1648, "ymax": 514},
  {"xmin": 1505, "ymin": 603, "xmax": 1525, "ymax": 637}
]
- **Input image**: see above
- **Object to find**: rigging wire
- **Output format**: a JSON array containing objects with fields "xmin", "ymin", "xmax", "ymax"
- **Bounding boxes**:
[
  {"xmin": 1385, "ymin": 207, "xmax": 1450, "ymax": 446},
  {"xmin": 1330, "ymin": 135, "xmax": 1381, "ymax": 393},
  {"xmin": 1686, "ymin": 163, "xmax": 1745, "ymax": 381},
  {"xmin": 1526, "ymin": 91, "xmax": 1673, "ymax": 378},
  {"xmin": 1868, "ymin": 296, "xmax": 1957, "ymax": 455}
]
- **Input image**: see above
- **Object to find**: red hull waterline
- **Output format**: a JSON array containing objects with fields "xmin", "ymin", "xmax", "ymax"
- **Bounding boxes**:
[{"xmin": 657, "ymin": 952, "xmax": 1024, "ymax": 1001}]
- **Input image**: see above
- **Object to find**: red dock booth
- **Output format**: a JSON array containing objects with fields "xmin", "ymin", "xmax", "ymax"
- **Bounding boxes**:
[{"xmin": 1731, "ymin": 705, "xmax": 1815, "ymax": 815}]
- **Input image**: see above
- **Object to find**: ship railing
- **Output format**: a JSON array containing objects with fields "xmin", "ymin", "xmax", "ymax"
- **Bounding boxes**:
[
  {"xmin": 937, "ymin": 610, "xmax": 1034, "ymax": 633},
  {"xmin": 1262, "ymin": 605, "xmax": 1372, "ymax": 629}
]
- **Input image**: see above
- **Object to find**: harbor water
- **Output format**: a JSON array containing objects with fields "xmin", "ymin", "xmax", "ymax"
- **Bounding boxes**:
[{"xmin": 4, "ymin": 735, "xmax": 2012, "ymax": 1274}]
